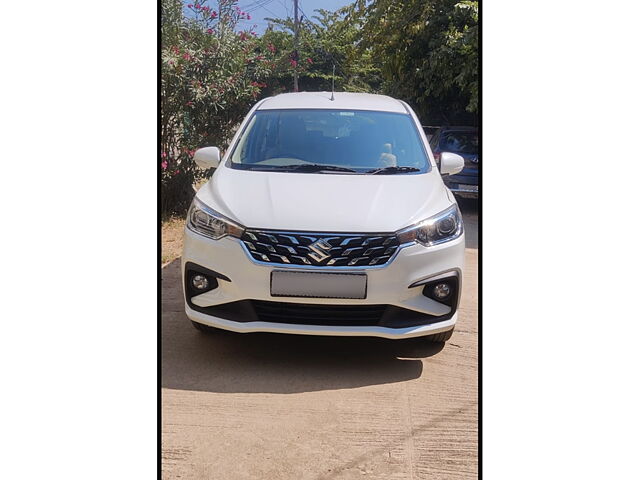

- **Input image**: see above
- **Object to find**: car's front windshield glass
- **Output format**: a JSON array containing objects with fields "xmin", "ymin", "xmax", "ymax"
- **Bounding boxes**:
[
  {"xmin": 229, "ymin": 109, "xmax": 430, "ymax": 174},
  {"xmin": 440, "ymin": 131, "xmax": 478, "ymax": 154}
]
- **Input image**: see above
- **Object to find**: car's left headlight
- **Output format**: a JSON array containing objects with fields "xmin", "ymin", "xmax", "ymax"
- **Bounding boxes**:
[
  {"xmin": 186, "ymin": 197, "xmax": 244, "ymax": 240},
  {"xmin": 396, "ymin": 204, "xmax": 463, "ymax": 246}
]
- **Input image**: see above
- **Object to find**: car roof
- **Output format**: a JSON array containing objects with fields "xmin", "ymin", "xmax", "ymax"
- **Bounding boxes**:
[
  {"xmin": 438, "ymin": 126, "xmax": 478, "ymax": 131},
  {"xmin": 257, "ymin": 92, "xmax": 408, "ymax": 113}
]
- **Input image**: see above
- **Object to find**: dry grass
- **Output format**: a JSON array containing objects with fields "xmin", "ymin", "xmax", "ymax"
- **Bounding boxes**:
[
  {"xmin": 162, "ymin": 216, "xmax": 185, "ymax": 266},
  {"xmin": 162, "ymin": 178, "xmax": 210, "ymax": 265}
]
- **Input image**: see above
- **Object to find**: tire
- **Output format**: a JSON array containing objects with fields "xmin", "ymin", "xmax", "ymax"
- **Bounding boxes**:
[
  {"xmin": 191, "ymin": 320, "xmax": 218, "ymax": 334},
  {"xmin": 426, "ymin": 328, "xmax": 454, "ymax": 343}
]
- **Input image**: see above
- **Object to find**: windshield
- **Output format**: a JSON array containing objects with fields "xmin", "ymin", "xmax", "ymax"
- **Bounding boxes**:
[
  {"xmin": 229, "ymin": 109, "xmax": 430, "ymax": 174},
  {"xmin": 440, "ymin": 131, "xmax": 478, "ymax": 154}
]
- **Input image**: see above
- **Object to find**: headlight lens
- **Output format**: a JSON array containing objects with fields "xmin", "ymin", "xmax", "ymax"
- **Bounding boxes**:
[
  {"xmin": 396, "ymin": 204, "xmax": 463, "ymax": 246},
  {"xmin": 186, "ymin": 197, "xmax": 244, "ymax": 240}
]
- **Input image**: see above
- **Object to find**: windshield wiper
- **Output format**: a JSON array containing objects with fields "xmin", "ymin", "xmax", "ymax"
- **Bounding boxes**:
[
  {"xmin": 268, "ymin": 164, "xmax": 358, "ymax": 173},
  {"xmin": 366, "ymin": 166, "xmax": 421, "ymax": 175}
]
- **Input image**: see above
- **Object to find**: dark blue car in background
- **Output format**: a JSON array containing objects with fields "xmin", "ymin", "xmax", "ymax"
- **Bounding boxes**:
[{"xmin": 429, "ymin": 126, "xmax": 479, "ymax": 199}]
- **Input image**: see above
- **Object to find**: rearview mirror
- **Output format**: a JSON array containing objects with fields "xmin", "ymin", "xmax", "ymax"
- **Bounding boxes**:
[
  {"xmin": 194, "ymin": 146, "xmax": 221, "ymax": 169},
  {"xmin": 439, "ymin": 152, "xmax": 464, "ymax": 176}
]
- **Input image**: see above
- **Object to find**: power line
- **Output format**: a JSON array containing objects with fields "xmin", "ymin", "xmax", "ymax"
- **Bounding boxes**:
[
  {"xmin": 244, "ymin": 0, "xmax": 277, "ymax": 14},
  {"xmin": 279, "ymin": 0, "xmax": 291, "ymax": 18},
  {"xmin": 298, "ymin": 3, "xmax": 309, "ymax": 21},
  {"xmin": 241, "ymin": 0, "xmax": 272, "ymax": 10}
]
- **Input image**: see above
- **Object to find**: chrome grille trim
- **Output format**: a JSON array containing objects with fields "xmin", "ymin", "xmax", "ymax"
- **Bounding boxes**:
[{"xmin": 240, "ymin": 229, "xmax": 404, "ymax": 268}]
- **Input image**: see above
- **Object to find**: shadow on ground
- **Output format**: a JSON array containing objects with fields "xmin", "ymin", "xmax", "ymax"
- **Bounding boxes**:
[{"xmin": 162, "ymin": 259, "xmax": 445, "ymax": 394}]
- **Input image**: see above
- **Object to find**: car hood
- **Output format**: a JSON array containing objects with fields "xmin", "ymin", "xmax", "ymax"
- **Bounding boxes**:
[{"xmin": 197, "ymin": 166, "xmax": 453, "ymax": 232}]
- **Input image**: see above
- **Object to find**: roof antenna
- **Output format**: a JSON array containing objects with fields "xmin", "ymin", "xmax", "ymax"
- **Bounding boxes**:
[{"xmin": 330, "ymin": 63, "xmax": 335, "ymax": 101}]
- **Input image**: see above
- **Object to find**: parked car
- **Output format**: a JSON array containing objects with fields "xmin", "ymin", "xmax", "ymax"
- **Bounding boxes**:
[
  {"xmin": 182, "ymin": 92, "xmax": 465, "ymax": 343},
  {"xmin": 422, "ymin": 125, "xmax": 440, "ymax": 142},
  {"xmin": 429, "ymin": 126, "xmax": 479, "ymax": 198}
]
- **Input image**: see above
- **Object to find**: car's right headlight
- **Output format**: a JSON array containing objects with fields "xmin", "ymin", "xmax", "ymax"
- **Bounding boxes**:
[
  {"xmin": 396, "ymin": 204, "xmax": 463, "ymax": 246},
  {"xmin": 186, "ymin": 197, "xmax": 244, "ymax": 240}
]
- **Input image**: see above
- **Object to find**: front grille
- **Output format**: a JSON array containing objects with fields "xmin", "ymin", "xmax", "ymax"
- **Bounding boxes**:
[
  {"xmin": 241, "ymin": 230, "xmax": 400, "ymax": 267},
  {"xmin": 252, "ymin": 300, "xmax": 386, "ymax": 326}
]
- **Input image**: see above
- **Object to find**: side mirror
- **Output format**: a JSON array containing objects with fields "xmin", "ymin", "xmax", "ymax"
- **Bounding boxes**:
[
  {"xmin": 194, "ymin": 146, "xmax": 221, "ymax": 169},
  {"xmin": 439, "ymin": 152, "xmax": 465, "ymax": 175}
]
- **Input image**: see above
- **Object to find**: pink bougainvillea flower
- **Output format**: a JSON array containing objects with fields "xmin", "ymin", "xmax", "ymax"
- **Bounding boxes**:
[
  {"xmin": 306, "ymin": 57, "xmax": 313, "ymax": 64},
  {"xmin": 161, "ymin": 160, "xmax": 168, "ymax": 170},
  {"xmin": 207, "ymin": 28, "xmax": 213, "ymax": 34},
  {"xmin": 289, "ymin": 59, "xmax": 298, "ymax": 67},
  {"xmin": 161, "ymin": 151, "xmax": 167, "ymax": 158},
  {"xmin": 267, "ymin": 44, "xmax": 276, "ymax": 53},
  {"xmin": 247, "ymin": 14, "xmax": 251, "ymax": 20},
  {"xmin": 183, "ymin": 52, "xmax": 191, "ymax": 60},
  {"xmin": 187, "ymin": 3, "xmax": 192, "ymax": 7},
  {"xmin": 211, "ymin": 11, "xmax": 217, "ymax": 18},
  {"xmin": 186, "ymin": 101, "xmax": 194, "ymax": 107},
  {"xmin": 173, "ymin": 170, "xmax": 180, "ymax": 176}
]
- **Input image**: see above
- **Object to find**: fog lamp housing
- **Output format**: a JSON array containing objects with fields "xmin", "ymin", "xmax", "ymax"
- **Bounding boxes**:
[
  {"xmin": 418, "ymin": 274, "xmax": 460, "ymax": 308},
  {"xmin": 183, "ymin": 262, "xmax": 232, "ymax": 300}
]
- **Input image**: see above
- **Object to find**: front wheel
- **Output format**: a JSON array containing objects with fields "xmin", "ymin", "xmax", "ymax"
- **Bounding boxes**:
[
  {"xmin": 426, "ymin": 328, "xmax": 454, "ymax": 343},
  {"xmin": 191, "ymin": 320, "xmax": 219, "ymax": 334}
]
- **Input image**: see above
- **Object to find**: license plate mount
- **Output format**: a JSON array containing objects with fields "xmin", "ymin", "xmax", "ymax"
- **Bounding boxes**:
[{"xmin": 270, "ymin": 271, "xmax": 367, "ymax": 299}]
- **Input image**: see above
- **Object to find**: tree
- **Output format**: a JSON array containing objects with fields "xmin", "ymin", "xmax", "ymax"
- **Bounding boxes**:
[
  {"xmin": 260, "ymin": 7, "xmax": 381, "ymax": 95},
  {"xmin": 352, "ymin": 0, "xmax": 478, "ymax": 124}
]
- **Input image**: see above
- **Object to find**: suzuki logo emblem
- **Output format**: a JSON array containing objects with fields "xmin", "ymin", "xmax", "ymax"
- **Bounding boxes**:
[{"xmin": 307, "ymin": 238, "xmax": 333, "ymax": 263}]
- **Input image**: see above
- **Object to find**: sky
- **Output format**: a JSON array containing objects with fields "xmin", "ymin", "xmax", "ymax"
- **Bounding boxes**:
[{"xmin": 198, "ymin": 0, "xmax": 355, "ymax": 34}]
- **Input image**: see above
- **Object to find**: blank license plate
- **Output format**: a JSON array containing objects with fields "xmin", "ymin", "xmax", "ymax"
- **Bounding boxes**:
[{"xmin": 270, "ymin": 271, "xmax": 367, "ymax": 299}]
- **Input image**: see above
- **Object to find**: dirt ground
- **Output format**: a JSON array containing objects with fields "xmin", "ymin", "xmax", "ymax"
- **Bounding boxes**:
[
  {"xmin": 161, "ymin": 199, "xmax": 478, "ymax": 479},
  {"xmin": 162, "ymin": 217, "xmax": 186, "ymax": 265}
]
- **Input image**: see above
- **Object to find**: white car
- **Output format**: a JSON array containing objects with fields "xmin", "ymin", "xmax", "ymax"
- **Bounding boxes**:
[{"xmin": 182, "ymin": 92, "xmax": 465, "ymax": 342}]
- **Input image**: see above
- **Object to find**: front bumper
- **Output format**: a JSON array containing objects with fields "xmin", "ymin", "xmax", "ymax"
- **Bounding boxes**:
[
  {"xmin": 181, "ymin": 227, "xmax": 465, "ymax": 339},
  {"xmin": 444, "ymin": 174, "xmax": 479, "ymax": 198}
]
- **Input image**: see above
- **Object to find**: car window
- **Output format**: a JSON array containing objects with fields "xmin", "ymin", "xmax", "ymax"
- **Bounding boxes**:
[
  {"xmin": 429, "ymin": 130, "xmax": 440, "ymax": 151},
  {"xmin": 229, "ymin": 109, "xmax": 430, "ymax": 174},
  {"xmin": 439, "ymin": 131, "xmax": 478, "ymax": 154}
]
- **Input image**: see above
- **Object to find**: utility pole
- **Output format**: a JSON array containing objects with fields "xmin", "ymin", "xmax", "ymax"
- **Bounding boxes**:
[{"xmin": 293, "ymin": 0, "xmax": 299, "ymax": 92}]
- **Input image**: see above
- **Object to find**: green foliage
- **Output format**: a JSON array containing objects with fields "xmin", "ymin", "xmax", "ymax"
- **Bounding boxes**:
[
  {"xmin": 352, "ymin": 0, "xmax": 478, "ymax": 124},
  {"xmin": 161, "ymin": 0, "xmax": 275, "ymax": 214},
  {"xmin": 260, "ymin": 8, "xmax": 381, "ymax": 94}
]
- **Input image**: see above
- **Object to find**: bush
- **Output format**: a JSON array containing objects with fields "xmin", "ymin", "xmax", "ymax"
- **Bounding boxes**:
[{"xmin": 161, "ymin": 0, "xmax": 275, "ymax": 215}]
